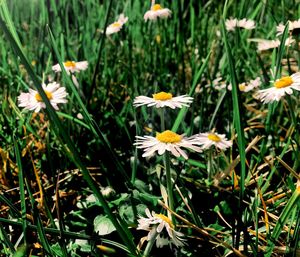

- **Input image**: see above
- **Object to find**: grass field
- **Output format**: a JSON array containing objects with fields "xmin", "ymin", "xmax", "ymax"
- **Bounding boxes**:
[{"xmin": 1, "ymin": 0, "xmax": 300, "ymax": 256}]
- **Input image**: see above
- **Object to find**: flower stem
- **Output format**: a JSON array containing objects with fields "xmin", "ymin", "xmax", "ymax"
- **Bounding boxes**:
[
  {"xmin": 164, "ymin": 151, "xmax": 175, "ymax": 224},
  {"xmin": 143, "ymin": 230, "xmax": 158, "ymax": 257},
  {"xmin": 160, "ymin": 108, "xmax": 165, "ymax": 131}
]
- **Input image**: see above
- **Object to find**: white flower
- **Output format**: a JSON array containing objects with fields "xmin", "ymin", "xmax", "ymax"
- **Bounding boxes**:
[
  {"xmin": 277, "ymin": 19, "xmax": 300, "ymax": 36},
  {"xmin": 212, "ymin": 77, "xmax": 228, "ymax": 90},
  {"xmin": 225, "ymin": 18, "xmax": 238, "ymax": 31},
  {"xmin": 225, "ymin": 17, "xmax": 256, "ymax": 31},
  {"xmin": 106, "ymin": 13, "xmax": 128, "ymax": 35},
  {"xmin": 238, "ymin": 18, "xmax": 256, "ymax": 30},
  {"xmin": 100, "ymin": 186, "xmax": 115, "ymax": 198},
  {"xmin": 52, "ymin": 61, "xmax": 88, "ymax": 75},
  {"xmin": 244, "ymin": 77, "xmax": 262, "ymax": 92},
  {"xmin": 133, "ymin": 92, "xmax": 193, "ymax": 109},
  {"xmin": 215, "ymin": 76, "xmax": 261, "ymax": 93},
  {"xmin": 249, "ymin": 38, "xmax": 295, "ymax": 51},
  {"xmin": 144, "ymin": 3, "xmax": 171, "ymax": 21},
  {"xmin": 18, "ymin": 82, "xmax": 68, "ymax": 113},
  {"xmin": 196, "ymin": 132, "xmax": 232, "ymax": 151},
  {"xmin": 137, "ymin": 208, "xmax": 184, "ymax": 248},
  {"xmin": 236, "ymin": 77, "xmax": 262, "ymax": 92},
  {"xmin": 257, "ymin": 73, "xmax": 300, "ymax": 103},
  {"xmin": 134, "ymin": 130, "xmax": 202, "ymax": 159}
]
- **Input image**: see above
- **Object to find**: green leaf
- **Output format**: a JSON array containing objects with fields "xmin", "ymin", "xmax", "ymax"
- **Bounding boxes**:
[{"xmin": 94, "ymin": 215, "xmax": 116, "ymax": 236}]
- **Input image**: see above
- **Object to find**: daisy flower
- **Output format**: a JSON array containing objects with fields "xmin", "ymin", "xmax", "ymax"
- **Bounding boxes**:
[
  {"xmin": 137, "ymin": 208, "xmax": 184, "ymax": 248},
  {"xmin": 52, "ymin": 61, "xmax": 88, "ymax": 75},
  {"xmin": 196, "ymin": 132, "xmax": 232, "ymax": 151},
  {"xmin": 144, "ymin": 1, "xmax": 171, "ymax": 21},
  {"xmin": 18, "ymin": 82, "xmax": 68, "ymax": 113},
  {"xmin": 238, "ymin": 18, "xmax": 256, "ymax": 30},
  {"xmin": 257, "ymin": 73, "xmax": 300, "ymax": 103},
  {"xmin": 106, "ymin": 13, "xmax": 128, "ymax": 35},
  {"xmin": 225, "ymin": 18, "xmax": 256, "ymax": 31},
  {"xmin": 225, "ymin": 18, "xmax": 238, "ymax": 31},
  {"xmin": 133, "ymin": 92, "xmax": 193, "ymax": 109},
  {"xmin": 277, "ymin": 19, "xmax": 300, "ymax": 36},
  {"xmin": 134, "ymin": 130, "xmax": 202, "ymax": 159},
  {"xmin": 249, "ymin": 38, "xmax": 295, "ymax": 51}
]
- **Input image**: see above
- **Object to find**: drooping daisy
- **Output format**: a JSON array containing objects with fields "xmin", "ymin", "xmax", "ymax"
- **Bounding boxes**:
[
  {"xmin": 225, "ymin": 18, "xmax": 238, "ymax": 31},
  {"xmin": 133, "ymin": 92, "xmax": 193, "ymax": 109},
  {"xmin": 106, "ymin": 13, "xmax": 128, "ymax": 35},
  {"xmin": 277, "ymin": 19, "xmax": 300, "ymax": 36},
  {"xmin": 18, "ymin": 82, "xmax": 68, "ymax": 113},
  {"xmin": 257, "ymin": 73, "xmax": 300, "ymax": 103},
  {"xmin": 249, "ymin": 38, "xmax": 295, "ymax": 51},
  {"xmin": 52, "ymin": 61, "xmax": 88, "ymax": 75},
  {"xmin": 196, "ymin": 132, "xmax": 232, "ymax": 151},
  {"xmin": 225, "ymin": 18, "xmax": 256, "ymax": 31},
  {"xmin": 137, "ymin": 208, "xmax": 185, "ymax": 248},
  {"xmin": 144, "ymin": 1, "xmax": 171, "ymax": 21},
  {"xmin": 134, "ymin": 130, "xmax": 202, "ymax": 159},
  {"xmin": 238, "ymin": 18, "xmax": 256, "ymax": 30}
]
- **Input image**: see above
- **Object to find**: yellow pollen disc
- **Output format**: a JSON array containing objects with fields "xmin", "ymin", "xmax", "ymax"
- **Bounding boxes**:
[
  {"xmin": 207, "ymin": 133, "xmax": 221, "ymax": 142},
  {"xmin": 239, "ymin": 83, "xmax": 246, "ymax": 91},
  {"xmin": 152, "ymin": 4, "xmax": 162, "ymax": 11},
  {"xmin": 112, "ymin": 22, "xmax": 121, "ymax": 28},
  {"xmin": 153, "ymin": 92, "xmax": 173, "ymax": 101},
  {"xmin": 64, "ymin": 61, "xmax": 76, "ymax": 68},
  {"xmin": 156, "ymin": 130, "xmax": 181, "ymax": 143},
  {"xmin": 35, "ymin": 90, "xmax": 53, "ymax": 102},
  {"xmin": 274, "ymin": 76, "xmax": 293, "ymax": 88},
  {"xmin": 155, "ymin": 214, "xmax": 174, "ymax": 228}
]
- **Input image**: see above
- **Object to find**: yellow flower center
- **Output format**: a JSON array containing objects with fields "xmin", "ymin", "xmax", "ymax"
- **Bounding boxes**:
[
  {"xmin": 155, "ymin": 213, "xmax": 174, "ymax": 229},
  {"xmin": 152, "ymin": 4, "xmax": 162, "ymax": 11},
  {"xmin": 112, "ymin": 22, "xmax": 121, "ymax": 28},
  {"xmin": 153, "ymin": 92, "xmax": 173, "ymax": 101},
  {"xmin": 239, "ymin": 83, "xmax": 246, "ymax": 91},
  {"xmin": 274, "ymin": 76, "xmax": 293, "ymax": 88},
  {"xmin": 156, "ymin": 130, "xmax": 181, "ymax": 143},
  {"xmin": 207, "ymin": 133, "xmax": 221, "ymax": 142},
  {"xmin": 35, "ymin": 90, "xmax": 53, "ymax": 102},
  {"xmin": 64, "ymin": 61, "xmax": 76, "ymax": 68}
]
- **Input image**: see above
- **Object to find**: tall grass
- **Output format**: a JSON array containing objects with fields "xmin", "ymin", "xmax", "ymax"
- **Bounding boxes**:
[{"xmin": 0, "ymin": 0, "xmax": 299, "ymax": 256}]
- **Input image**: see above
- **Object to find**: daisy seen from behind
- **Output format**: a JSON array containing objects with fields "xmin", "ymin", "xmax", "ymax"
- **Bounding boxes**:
[
  {"xmin": 134, "ymin": 130, "xmax": 202, "ymax": 159},
  {"xmin": 144, "ymin": 0, "xmax": 171, "ymax": 21},
  {"xmin": 276, "ymin": 19, "xmax": 300, "ymax": 36},
  {"xmin": 137, "ymin": 208, "xmax": 184, "ymax": 248},
  {"xmin": 257, "ymin": 72, "xmax": 300, "ymax": 104},
  {"xmin": 251, "ymin": 38, "xmax": 295, "ymax": 51},
  {"xmin": 52, "ymin": 60, "xmax": 88, "ymax": 75},
  {"xmin": 225, "ymin": 17, "xmax": 256, "ymax": 31},
  {"xmin": 18, "ymin": 82, "xmax": 68, "ymax": 113},
  {"xmin": 196, "ymin": 132, "xmax": 232, "ymax": 151},
  {"xmin": 133, "ymin": 92, "xmax": 193, "ymax": 109},
  {"xmin": 106, "ymin": 13, "xmax": 128, "ymax": 35}
]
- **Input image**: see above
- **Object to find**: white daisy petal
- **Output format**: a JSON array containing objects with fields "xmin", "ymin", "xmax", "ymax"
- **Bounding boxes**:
[
  {"xmin": 52, "ymin": 60, "xmax": 88, "ymax": 74},
  {"xmin": 133, "ymin": 92, "xmax": 193, "ymax": 109},
  {"xmin": 135, "ymin": 130, "xmax": 202, "ymax": 159},
  {"xmin": 144, "ymin": 3, "xmax": 171, "ymax": 21},
  {"xmin": 18, "ymin": 82, "xmax": 68, "ymax": 113},
  {"xmin": 257, "ymin": 73, "xmax": 300, "ymax": 103},
  {"xmin": 196, "ymin": 132, "xmax": 232, "ymax": 151},
  {"xmin": 106, "ymin": 13, "xmax": 128, "ymax": 35},
  {"xmin": 137, "ymin": 209, "xmax": 185, "ymax": 248}
]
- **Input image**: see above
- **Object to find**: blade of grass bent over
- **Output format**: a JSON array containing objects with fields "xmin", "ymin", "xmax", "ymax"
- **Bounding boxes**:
[{"xmin": 0, "ymin": 17, "xmax": 139, "ymax": 256}]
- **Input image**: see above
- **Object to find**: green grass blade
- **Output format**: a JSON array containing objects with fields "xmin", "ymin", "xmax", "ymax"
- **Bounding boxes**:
[
  {"xmin": 172, "ymin": 51, "xmax": 211, "ymax": 132},
  {"xmin": 265, "ymin": 188, "xmax": 300, "ymax": 256},
  {"xmin": 13, "ymin": 137, "xmax": 27, "ymax": 245}
]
